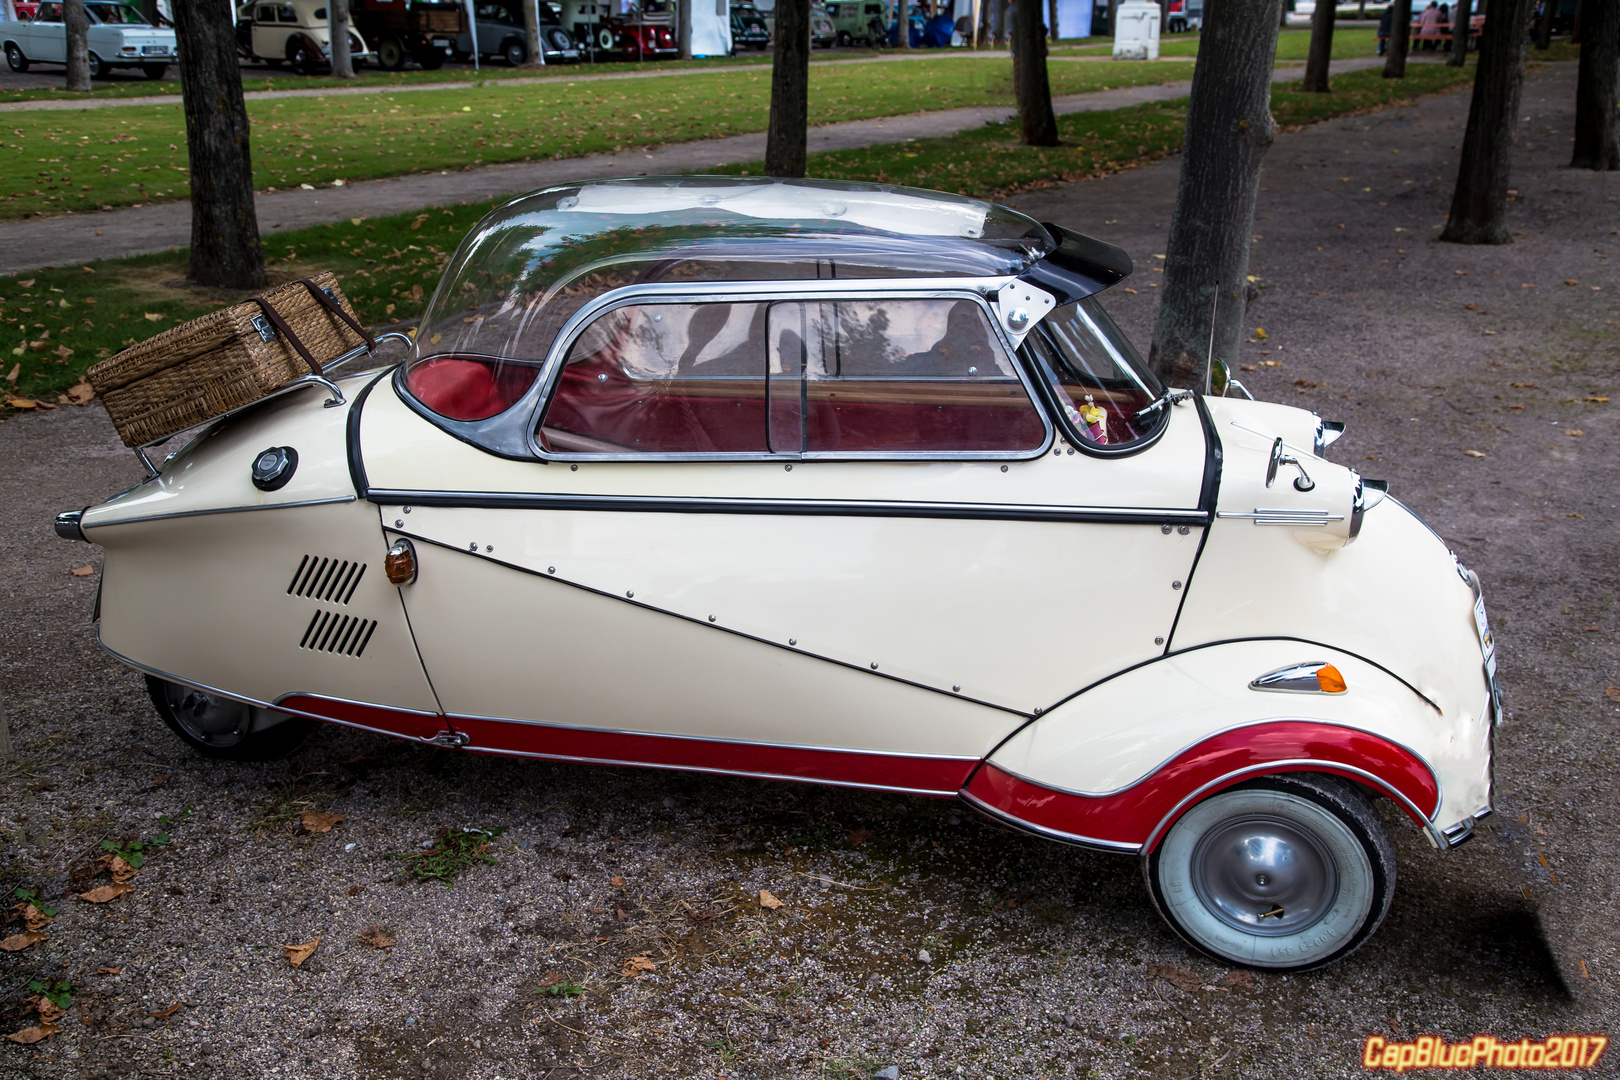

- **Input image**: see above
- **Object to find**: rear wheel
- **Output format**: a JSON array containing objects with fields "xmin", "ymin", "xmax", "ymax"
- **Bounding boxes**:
[
  {"xmin": 1144, "ymin": 773, "xmax": 1396, "ymax": 972},
  {"xmin": 288, "ymin": 38, "xmax": 319, "ymax": 74},
  {"xmin": 145, "ymin": 675, "xmax": 315, "ymax": 762},
  {"xmin": 376, "ymin": 34, "xmax": 406, "ymax": 69},
  {"xmin": 503, "ymin": 37, "xmax": 526, "ymax": 65},
  {"xmin": 142, "ymin": 62, "xmax": 167, "ymax": 80},
  {"xmin": 86, "ymin": 50, "xmax": 104, "ymax": 78},
  {"xmin": 5, "ymin": 43, "xmax": 28, "ymax": 72},
  {"xmin": 836, "ymin": 29, "xmax": 852, "ymax": 45}
]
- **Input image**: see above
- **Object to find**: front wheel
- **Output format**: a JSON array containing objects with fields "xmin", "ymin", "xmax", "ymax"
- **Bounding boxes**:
[
  {"xmin": 1144, "ymin": 772, "xmax": 1396, "ymax": 972},
  {"xmin": 86, "ymin": 50, "xmax": 104, "ymax": 78},
  {"xmin": 503, "ymin": 38, "xmax": 526, "ymax": 65},
  {"xmin": 5, "ymin": 42, "xmax": 28, "ymax": 72},
  {"xmin": 142, "ymin": 62, "xmax": 167, "ymax": 80},
  {"xmin": 376, "ymin": 35, "xmax": 406, "ymax": 69},
  {"xmin": 145, "ymin": 675, "xmax": 315, "ymax": 762}
]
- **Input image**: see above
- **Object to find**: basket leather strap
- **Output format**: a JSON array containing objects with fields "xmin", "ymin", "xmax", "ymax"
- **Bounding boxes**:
[
  {"xmin": 249, "ymin": 297, "xmax": 325, "ymax": 378},
  {"xmin": 295, "ymin": 278, "xmax": 378, "ymax": 351}
]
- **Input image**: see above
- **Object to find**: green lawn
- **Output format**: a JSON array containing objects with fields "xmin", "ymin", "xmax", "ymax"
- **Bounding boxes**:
[
  {"xmin": 1053, "ymin": 27, "xmax": 1381, "ymax": 59},
  {"xmin": 0, "ymin": 57, "xmax": 1196, "ymax": 221},
  {"xmin": 1, "ymin": 61, "xmax": 1475, "ymax": 413}
]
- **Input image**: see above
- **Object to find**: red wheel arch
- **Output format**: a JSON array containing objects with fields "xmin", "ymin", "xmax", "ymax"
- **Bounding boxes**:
[{"xmin": 960, "ymin": 721, "xmax": 1441, "ymax": 853}]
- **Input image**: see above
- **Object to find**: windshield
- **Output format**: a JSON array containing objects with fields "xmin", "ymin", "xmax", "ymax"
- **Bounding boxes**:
[
  {"xmin": 88, "ymin": 2, "xmax": 151, "ymax": 22},
  {"xmin": 1022, "ymin": 297, "xmax": 1164, "ymax": 449}
]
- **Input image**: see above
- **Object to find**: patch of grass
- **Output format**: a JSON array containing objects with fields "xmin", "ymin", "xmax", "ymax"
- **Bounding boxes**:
[
  {"xmin": 821, "ymin": 1053, "xmax": 888, "ymax": 1080},
  {"xmin": 700, "ymin": 1037, "xmax": 739, "ymax": 1064},
  {"xmin": 398, "ymin": 825, "xmax": 506, "ymax": 886},
  {"xmin": 721, "ymin": 62, "xmax": 1475, "ymax": 199},
  {"xmin": 1054, "ymin": 26, "xmax": 1379, "ymax": 59},
  {"xmin": 249, "ymin": 773, "xmax": 324, "ymax": 832},
  {"xmin": 0, "ymin": 58, "xmax": 1195, "ymax": 221},
  {"xmin": 538, "ymin": 979, "xmax": 586, "ymax": 998}
]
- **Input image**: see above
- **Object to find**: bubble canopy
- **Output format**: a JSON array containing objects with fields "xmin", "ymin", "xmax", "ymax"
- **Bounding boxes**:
[{"xmin": 398, "ymin": 177, "xmax": 1127, "ymax": 458}]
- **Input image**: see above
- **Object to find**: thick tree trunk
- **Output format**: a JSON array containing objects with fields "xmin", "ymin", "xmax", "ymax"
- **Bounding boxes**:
[
  {"xmin": 1150, "ymin": 0, "xmax": 1283, "ymax": 388},
  {"xmin": 331, "ymin": 0, "xmax": 355, "ymax": 78},
  {"xmin": 1382, "ymin": 0, "xmax": 1411, "ymax": 75},
  {"xmin": 1015, "ymin": 0, "xmax": 1058, "ymax": 143},
  {"xmin": 1448, "ymin": 0, "xmax": 1471, "ymax": 64},
  {"xmin": 1302, "ymin": 0, "xmax": 1336, "ymax": 91},
  {"xmin": 174, "ymin": 0, "xmax": 266, "ymax": 288},
  {"xmin": 1441, "ymin": 0, "xmax": 1536, "ymax": 242},
  {"xmin": 1535, "ymin": 0, "xmax": 1555, "ymax": 46},
  {"xmin": 64, "ymin": 0, "xmax": 91, "ymax": 91},
  {"xmin": 899, "ymin": 0, "xmax": 911, "ymax": 46},
  {"xmin": 765, "ymin": 0, "xmax": 810, "ymax": 176},
  {"xmin": 677, "ymin": 0, "xmax": 693, "ymax": 58},
  {"xmin": 1571, "ymin": 0, "xmax": 1619, "ymax": 167},
  {"xmin": 994, "ymin": 0, "xmax": 1008, "ymax": 44}
]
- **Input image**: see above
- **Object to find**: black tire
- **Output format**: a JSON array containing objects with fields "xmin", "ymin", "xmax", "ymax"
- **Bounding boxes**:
[
  {"xmin": 4, "ymin": 42, "xmax": 28, "ymax": 73},
  {"xmin": 86, "ymin": 50, "xmax": 104, "ymax": 78},
  {"xmin": 1144, "ymin": 772, "xmax": 1396, "ymax": 972},
  {"xmin": 503, "ymin": 38, "xmax": 526, "ymax": 65},
  {"xmin": 142, "ymin": 62, "xmax": 167, "ymax": 80},
  {"xmin": 415, "ymin": 46, "xmax": 445, "ymax": 69},
  {"xmin": 376, "ymin": 35, "xmax": 406, "ymax": 70},
  {"xmin": 145, "ymin": 675, "xmax": 315, "ymax": 762},
  {"xmin": 836, "ymin": 29, "xmax": 852, "ymax": 45},
  {"xmin": 288, "ymin": 38, "xmax": 318, "ymax": 74}
]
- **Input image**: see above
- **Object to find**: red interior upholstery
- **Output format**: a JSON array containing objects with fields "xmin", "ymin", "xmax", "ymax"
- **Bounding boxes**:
[{"xmin": 406, "ymin": 356, "xmax": 537, "ymax": 422}]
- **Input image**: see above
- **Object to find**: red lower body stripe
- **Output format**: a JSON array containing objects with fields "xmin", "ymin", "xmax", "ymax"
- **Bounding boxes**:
[{"xmin": 964, "ymin": 721, "xmax": 1441, "ymax": 850}]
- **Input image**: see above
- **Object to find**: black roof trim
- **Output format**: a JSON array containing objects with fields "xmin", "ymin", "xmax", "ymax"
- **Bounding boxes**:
[{"xmin": 1019, "ymin": 223, "xmax": 1133, "ymax": 305}]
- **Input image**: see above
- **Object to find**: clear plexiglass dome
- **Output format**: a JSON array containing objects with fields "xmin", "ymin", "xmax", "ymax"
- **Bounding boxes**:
[{"xmin": 401, "ymin": 177, "xmax": 1057, "ymax": 427}]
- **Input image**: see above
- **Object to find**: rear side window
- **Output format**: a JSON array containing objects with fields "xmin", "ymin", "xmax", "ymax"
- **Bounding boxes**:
[
  {"xmin": 276, "ymin": 4, "xmax": 297, "ymax": 21},
  {"xmin": 537, "ymin": 297, "xmax": 1046, "ymax": 457}
]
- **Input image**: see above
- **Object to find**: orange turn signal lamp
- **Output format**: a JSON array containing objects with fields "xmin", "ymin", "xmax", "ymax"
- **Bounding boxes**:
[
  {"xmin": 385, "ymin": 538, "xmax": 417, "ymax": 586},
  {"xmin": 1250, "ymin": 661, "xmax": 1348, "ymax": 695},
  {"xmin": 1315, "ymin": 663, "xmax": 1347, "ymax": 694}
]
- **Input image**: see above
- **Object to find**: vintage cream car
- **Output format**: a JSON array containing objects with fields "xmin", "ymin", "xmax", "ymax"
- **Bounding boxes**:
[
  {"xmin": 56, "ymin": 178, "xmax": 1498, "ymax": 972},
  {"xmin": 236, "ymin": 0, "xmax": 372, "ymax": 72}
]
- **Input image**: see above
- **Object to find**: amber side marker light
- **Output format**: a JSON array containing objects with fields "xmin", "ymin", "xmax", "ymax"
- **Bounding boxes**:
[
  {"xmin": 1315, "ymin": 663, "xmax": 1347, "ymax": 693},
  {"xmin": 385, "ymin": 538, "xmax": 417, "ymax": 586},
  {"xmin": 1250, "ymin": 661, "xmax": 1349, "ymax": 695}
]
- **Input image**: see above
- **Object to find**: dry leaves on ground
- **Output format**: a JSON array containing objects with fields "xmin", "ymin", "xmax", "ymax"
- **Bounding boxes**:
[
  {"xmin": 96, "ymin": 967, "xmax": 120, "ymax": 975},
  {"xmin": 621, "ymin": 953, "xmax": 657, "ymax": 977},
  {"xmin": 297, "ymin": 811, "xmax": 344, "ymax": 834},
  {"xmin": 1605, "ymin": 687, "xmax": 1620, "ymax": 702},
  {"xmin": 98, "ymin": 854, "xmax": 138, "ymax": 884},
  {"xmin": 758, "ymin": 890, "xmax": 785, "ymax": 910},
  {"xmin": 145, "ymin": 1002, "xmax": 183, "ymax": 1020},
  {"xmin": 1463, "ymin": 450, "xmax": 1486, "ymax": 458},
  {"xmin": 60, "ymin": 382, "xmax": 94, "ymax": 406},
  {"xmin": 357, "ymin": 924, "xmax": 396, "ymax": 949},
  {"xmin": 76, "ymin": 883, "xmax": 132, "ymax": 904},
  {"xmin": 609, "ymin": 876, "xmax": 626, "ymax": 887},
  {"xmin": 283, "ymin": 936, "xmax": 321, "ymax": 968},
  {"xmin": 70, "ymin": 565, "xmax": 95, "ymax": 577},
  {"xmin": 0, "ymin": 931, "xmax": 46, "ymax": 952},
  {"xmin": 1147, "ymin": 963, "xmax": 1203, "ymax": 993},
  {"xmin": 15, "ymin": 903, "xmax": 53, "ymax": 931},
  {"xmin": 1215, "ymin": 969, "xmax": 1256, "ymax": 989},
  {"xmin": 846, "ymin": 828, "xmax": 872, "ymax": 846},
  {"xmin": 5, "ymin": 1023, "xmax": 58, "ymax": 1045},
  {"xmin": 34, "ymin": 999, "xmax": 65, "ymax": 1026}
]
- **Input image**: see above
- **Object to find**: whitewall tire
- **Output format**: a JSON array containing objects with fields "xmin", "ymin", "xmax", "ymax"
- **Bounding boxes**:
[{"xmin": 1145, "ymin": 773, "xmax": 1396, "ymax": 972}]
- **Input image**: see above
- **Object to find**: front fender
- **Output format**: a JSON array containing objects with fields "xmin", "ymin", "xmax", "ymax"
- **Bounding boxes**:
[{"xmin": 964, "ymin": 639, "xmax": 1493, "ymax": 852}]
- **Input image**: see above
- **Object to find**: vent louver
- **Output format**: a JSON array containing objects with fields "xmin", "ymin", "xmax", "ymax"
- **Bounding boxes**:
[
  {"xmin": 299, "ymin": 611, "xmax": 378, "ymax": 657},
  {"xmin": 288, "ymin": 555, "xmax": 366, "ymax": 604}
]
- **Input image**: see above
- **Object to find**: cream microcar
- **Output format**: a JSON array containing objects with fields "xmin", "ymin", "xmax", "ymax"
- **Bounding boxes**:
[{"xmin": 56, "ymin": 177, "xmax": 1499, "ymax": 971}]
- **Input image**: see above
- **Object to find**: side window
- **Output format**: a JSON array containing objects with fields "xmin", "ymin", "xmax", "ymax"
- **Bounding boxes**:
[
  {"xmin": 276, "ymin": 4, "xmax": 297, "ymax": 21},
  {"xmin": 768, "ymin": 298, "xmax": 1046, "ymax": 454},
  {"xmin": 39, "ymin": 3, "xmax": 63, "ymax": 20},
  {"xmin": 539, "ymin": 302, "xmax": 770, "ymax": 454},
  {"xmin": 256, "ymin": 4, "xmax": 275, "ymax": 20}
]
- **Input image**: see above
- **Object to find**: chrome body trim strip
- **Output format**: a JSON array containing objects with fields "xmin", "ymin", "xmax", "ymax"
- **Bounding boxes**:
[
  {"xmin": 83, "ymin": 495, "xmax": 356, "ymax": 530},
  {"xmin": 270, "ymin": 690, "xmax": 441, "ymax": 719},
  {"xmin": 956, "ymin": 788, "xmax": 1143, "ymax": 853},
  {"xmin": 95, "ymin": 637, "xmax": 278, "ymax": 712},
  {"xmin": 1216, "ymin": 508, "xmax": 1345, "ymax": 526}
]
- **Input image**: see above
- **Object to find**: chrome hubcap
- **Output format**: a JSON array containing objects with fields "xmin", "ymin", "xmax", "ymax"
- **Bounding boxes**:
[
  {"xmin": 1190, "ymin": 814, "xmax": 1339, "ymax": 937},
  {"xmin": 162, "ymin": 684, "xmax": 249, "ymax": 747}
]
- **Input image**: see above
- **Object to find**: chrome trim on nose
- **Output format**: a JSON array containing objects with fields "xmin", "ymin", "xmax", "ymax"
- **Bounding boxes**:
[{"xmin": 54, "ymin": 508, "xmax": 88, "ymax": 542}]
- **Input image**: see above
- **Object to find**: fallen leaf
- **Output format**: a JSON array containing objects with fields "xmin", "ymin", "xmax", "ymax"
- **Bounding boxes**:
[
  {"xmin": 96, "ymin": 967, "xmax": 120, "ymax": 975},
  {"xmin": 145, "ymin": 1001, "xmax": 183, "ymax": 1019},
  {"xmin": 0, "ymin": 932, "xmax": 45, "ymax": 952},
  {"xmin": 5, "ymin": 395, "xmax": 38, "ymax": 410},
  {"xmin": 63, "ymin": 382, "xmax": 94, "ymax": 405},
  {"xmin": 104, "ymin": 855, "xmax": 138, "ymax": 884},
  {"xmin": 537, "ymin": 970, "xmax": 563, "ymax": 987},
  {"xmin": 1148, "ymin": 962, "xmax": 1203, "ymax": 993},
  {"xmin": 1565, "ymin": 429, "xmax": 1585, "ymax": 437},
  {"xmin": 411, "ymin": 284, "xmax": 424, "ymax": 301},
  {"xmin": 1605, "ymin": 686, "xmax": 1620, "ymax": 702},
  {"xmin": 351, "ymin": 217, "xmax": 363, "ymax": 226},
  {"xmin": 297, "ymin": 811, "xmax": 344, "ymax": 834},
  {"xmin": 20, "ymin": 904, "xmax": 52, "ymax": 931},
  {"xmin": 5, "ymin": 1023, "xmax": 58, "ymax": 1044},
  {"xmin": 1464, "ymin": 302, "xmax": 1479, "ymax": 311},
  {"xmin": 142, "ymin": 312, "xmax": 164, "ymax": 322},
  {"xmin": 1254, "ymin": 327, "xmax": 1268, "ymax": 339},
  {"xmin": 3, "ymin": 362, "xmax": 17, "ymax": 382},
  {"xmin": 69, "ymin": 564, "xmax": 97, "ymax": 578},
  {"xmin": 16, "ymin": 279, "xmax": 33, "ymax": 288},
  {"xmin": 1586, "ymin": 396, "xmax": 1610, "ymax": 403},
  {"xmin": 1463, "ymin": 450, "xmax": 1486, "ymax": 458},
  {"xmin": 758, "ymin": 890, "xmax": 784, "ymax": 910},
  {"xmin": 1259, "ymin": 359, "xmax": 1283, "ymax": 367},
  {"xmin": 1215, "ymin": 969, "xmax": 1255, "ymax": 989},
  {"xmin": 76, "ymin": 883, "xmax": 132, "ymax": 904},
  {"xmin": 620, "ymin": 953, "xmax": 656, "ymax": 977},
  {"xmin": 357, "ymin": 925, "xmax": 395, "ymax": 949},
  {"xmin": 34, "ymin": 998, "xmax": 65, "ymax": 1025},
  {"xmin": 282, "ymin": 936, "xmax": 320, "ymax": 968},
  {"xmin": 609, "ymin": 876, "xmax": 626, "ymax": 887},
  {"xmin": 846, "ymin": 828, "xmax": 871, "ymax": 847},
  {"xmin": 1122, "ymin": 287, "xmax": 1139, "ymax": 294},
  {"xmin": 346, "ymin": 885, "xmax": 363, "ymax": 897},
  {"xmin": 1454, "ymin": 269, "xmax": 1468, "ymax": 276}
]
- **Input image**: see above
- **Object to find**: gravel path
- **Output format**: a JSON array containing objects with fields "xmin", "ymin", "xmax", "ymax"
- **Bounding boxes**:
[{"xmin": 1, "ymin": 60, "xmax": 1609, "ymax": 1080}]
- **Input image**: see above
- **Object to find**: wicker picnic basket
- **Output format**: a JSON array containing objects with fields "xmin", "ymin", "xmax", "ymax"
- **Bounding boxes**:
[{"xmin": 87, "ymin": 272, "xmax": 374, "ymax": 447}]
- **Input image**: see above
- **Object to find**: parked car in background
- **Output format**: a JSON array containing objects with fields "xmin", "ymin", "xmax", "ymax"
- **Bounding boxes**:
[
  {"xmin": 236, "ymin": 0, "xmax": 374, "ymax": 74},
  {"xmin": 607, "ymin": 0, "xmax": 676, "ymax": 61},
  {"xmin": 1167, "ymin": 0, "xmax": 1201, "ymax": 31},
  {"xmin": 454, "ymin": 0, "xmax": 579, "ymax": 64},
  {"xmin": 4, "ymin": 0, "xmax": 175, "ymax": 79},
  {"xmin": 555, "ymin": 0, "xmax": 616, "ymax": 55},
  {"xmin": 10, "ymin": 1, "xmax": 42, "ymax": 20},
  {"xmin": 730, "ymin": 1, "xmax": 768, "ymax": 49},
  {"xmin": 809, "ymin": 2, "xmax": 835, "ymax": 46},
  {"xmin": 822, "ymin": 0, "xmax": 882, "ymax": 44},
  {"xmin": 351, "ymin": 0, "xmax": 464, "ymax": 70}
]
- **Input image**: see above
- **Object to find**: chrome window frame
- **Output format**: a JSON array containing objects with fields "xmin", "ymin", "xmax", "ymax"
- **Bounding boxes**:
[{"xmin": 513, "ymin": 276, "xmax": 1057, "ymax": 463}]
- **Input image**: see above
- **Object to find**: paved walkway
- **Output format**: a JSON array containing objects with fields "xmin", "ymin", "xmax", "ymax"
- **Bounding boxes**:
[{"xmin": 0, "ymin": 55, "xmax": 1381, "ymax": 275}]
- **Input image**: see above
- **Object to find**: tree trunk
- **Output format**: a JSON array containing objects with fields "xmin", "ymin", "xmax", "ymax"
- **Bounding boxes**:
[
  {"xmin": 1382, "ymin": 0, "xmax": 1411, "ymax": 75},
  {"xmin": 64, "ymin": 0, "xmax": 91, "ymax": 91},
  {"xmin": 765, "ymin": 0, "xmax": 810, "ymax": 176},
  {"xmin": 1302, "ymin": 0, "xmax": 1335, "ymax": 90},
  {"xmin": 1048, "ymin": 0, "xmax": 1058, "ymax": 39},
  {"xmin": 1358, "ymin": 0, "xmax": 1366, "ymax": 19},
  {"xmin": 1015, "ymin": 0, "xmax": 1058, "ymax": 142},
  {"xmin": 1441, "ymin": 0, "xmax": 1537, "ymax": 242},
  {"xmin": 1161, "ymin": 0, "xmax": 1169, "ymax": 37},
  {"xmin": 1535, "ymin": 0, "xmax": 1555, "ymax": 46},
  {"xmin": 524, "ymin": 0, "xmax": 544, "ymax": 65},
  {"xmin": 994, "ymin": 0, "xmax": 1008, "ymax": 44},
  {"xmin": 1571, "ymin": 0, "xmax": 1619, "ymax": 167},
  {"xmin": 174, "ymin": 0, "xmax": 267, "ymax": 288},
  {"xmin": 1150, "ymin": 0, "xmax": 1283, "ymax": 388},
  {"xmin": 899, "ymin": 0, "xmax": 911, "ymax": 46},
  {"xmin": 1280, "ymin": 0, "xmax": 1289, "ymax": 28},
  {"xmin": 678, "ymin": 0, "xmax": 693, "ymax": 58},
  {"xmin": 331, "ymin": 0, "xmax": 355, "ymax": 78},
  {"xmin": 1448, "ymin": 0, "xmax": 1471, "ymax": 63}
]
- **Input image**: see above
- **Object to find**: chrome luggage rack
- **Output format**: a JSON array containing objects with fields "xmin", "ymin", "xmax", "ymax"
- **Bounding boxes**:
[{"xmin": 131, "ymin": 332, "xmax": 414, "ymax": 479}]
